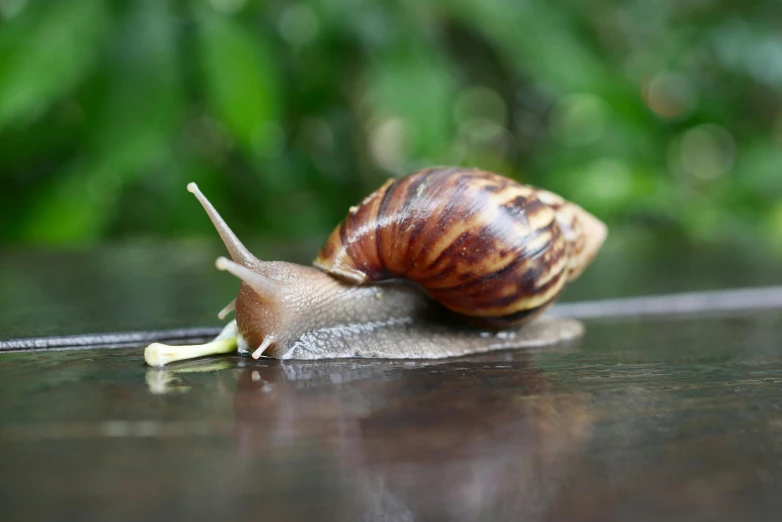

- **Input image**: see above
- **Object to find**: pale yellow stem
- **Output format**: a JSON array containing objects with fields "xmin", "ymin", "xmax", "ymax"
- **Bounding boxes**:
[{"xmin": 144, "ymin": 337, "xmax": 238, "ymax": 367}]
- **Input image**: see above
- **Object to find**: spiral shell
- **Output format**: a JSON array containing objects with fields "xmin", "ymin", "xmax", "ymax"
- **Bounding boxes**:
[{"xmin": 314, "ymin": 167, "xmax": 606, "ymax": 327}]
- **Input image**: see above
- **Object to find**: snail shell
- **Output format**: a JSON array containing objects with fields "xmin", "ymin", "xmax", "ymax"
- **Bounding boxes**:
[{"xmin": 315, "ymin": 167, "xmax": 607, "ymax": 327}]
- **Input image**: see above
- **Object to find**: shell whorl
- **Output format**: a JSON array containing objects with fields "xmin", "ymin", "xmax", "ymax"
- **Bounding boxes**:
[{"xmin": 314, "ymin": 167, "xmax": 606, "ymax": 327}]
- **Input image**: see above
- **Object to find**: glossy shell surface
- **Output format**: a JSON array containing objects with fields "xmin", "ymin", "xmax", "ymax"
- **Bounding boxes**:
[{"xmin": 314, "ymin": 167, "xmax": 606, "ymax": 326}]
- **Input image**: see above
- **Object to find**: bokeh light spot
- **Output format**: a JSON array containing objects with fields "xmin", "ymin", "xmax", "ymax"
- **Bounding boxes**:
[
  {"xmin": 769, "ymin": 202, "xmax": 782, "ymax": 252},
  {"xmin": 552, "ymin": 93, "xmax": 608, "ymax": 147},
  {"xmin": 279, "ymin": 4, "xmax": 319, "ymax": 47},
  {"xmin": 774, "ymin": 112, "xmax": 782, "ymax": 148},
  {"xmin": 454, "ymin": 86, "xmax": 507, "ymax": 126},
  {"xmin": 644, "ymin": 72, "xmax": 696, "ymax": 119},
  {"xmin": 580, "ymin": 158, "xmax": 633, "ymax": 208},
  {"xmin": 0, "ymin": 0, "xmax": 27, "ymax": 19},
  {"xmin": 208, "ymin": 0, "xmax": 247, "ymax": 15},
  {"xmin": 299, "ymin": 118, "xmax": 334, "ymax": 155},
  {"xmin": 678, "ymin": 124, "xmax": 735, "ymax": 180},
  {"xmin": 370, "ymin": 117, "xmax": 408, "ymax": 173},
  {"xmin": 458, "ymin": 119, "xmax": 510, "ymax": 159}
]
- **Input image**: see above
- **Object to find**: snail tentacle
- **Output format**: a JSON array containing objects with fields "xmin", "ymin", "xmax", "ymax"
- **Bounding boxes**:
[
  {"xmin": 251, "ymin": 336, "xmax": 275, "ymax": 360},
  {"xmin": 217, "ymin": 298, "xmax": 236, "ymax": 320},
  {"xmin": 215, "ymin": 256, "xmax": 283, "ymax": 301},
  {"xmin": 188, "ymin": 182, "xmax": 257, "ymax": 267}
]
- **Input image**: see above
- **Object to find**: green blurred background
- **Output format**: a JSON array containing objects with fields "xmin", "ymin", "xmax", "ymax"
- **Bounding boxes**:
[{"xmin": 1, "ymin": 0, "xmax": 781, "ymax": 251}]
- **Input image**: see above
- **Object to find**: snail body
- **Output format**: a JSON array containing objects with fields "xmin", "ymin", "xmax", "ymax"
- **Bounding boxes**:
[{"xmin": 146, "ymin": 167, "xmax": 606, "ymax": 365}]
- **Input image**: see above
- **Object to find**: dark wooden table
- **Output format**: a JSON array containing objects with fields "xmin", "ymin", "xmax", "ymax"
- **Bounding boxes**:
[{"xmin": 1, "ymin": 240, "xmax": 781, "ymax": 521}]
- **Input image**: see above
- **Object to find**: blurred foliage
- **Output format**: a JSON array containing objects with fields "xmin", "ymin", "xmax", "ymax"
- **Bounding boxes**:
[{"xmin": 1, "ymin": 0, "xmax": 781, "ymax": 251}]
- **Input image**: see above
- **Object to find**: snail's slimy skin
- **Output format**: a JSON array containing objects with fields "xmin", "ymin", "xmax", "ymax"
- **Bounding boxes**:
[
  {"xmin": 145, "ymin": 260, "xmax": 583, "ymax": 366},
  {"xmin": 226, "ymin": 262, "xmax": 583, "ymax": 359},
  {"xmin": 277, "ymin": 315, "xmax": 583, "ymax": 360},
  {"xmin": 143, "ymin": 168, "xmax": 605, "ymax": 366}
]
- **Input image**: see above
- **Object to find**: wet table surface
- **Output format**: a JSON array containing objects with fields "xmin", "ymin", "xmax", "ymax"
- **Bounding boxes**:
[{"xmin": 1, "ymin": 241, "xmax": 782, "ymax": 521}]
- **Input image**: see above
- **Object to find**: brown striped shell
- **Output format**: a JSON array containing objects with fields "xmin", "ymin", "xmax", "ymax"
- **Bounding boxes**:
[{"xmin": 314, "ymin": 167, "xmax": 607, "ymax": 327}]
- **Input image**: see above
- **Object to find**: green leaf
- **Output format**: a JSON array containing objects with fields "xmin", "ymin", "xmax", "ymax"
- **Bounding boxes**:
[
  {"xmin": 18, "ymin": 0, "xmax": 184, "ymax": 244},
  {"xmin": 19, "ymin": 161, "xmax": 118, "ymax": 243},
  {"xmin": 0, "ymin": 0, "xmax": 108, "ymax": 127},
  {"xmin": 198, "ymin": 11, "xmax": 281, "ymax": 156}
]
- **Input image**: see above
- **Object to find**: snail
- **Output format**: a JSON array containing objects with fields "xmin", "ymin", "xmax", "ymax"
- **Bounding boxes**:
[{"xmin": 144, "ymin": 167, "xmax": 606, "ymax": 366}]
